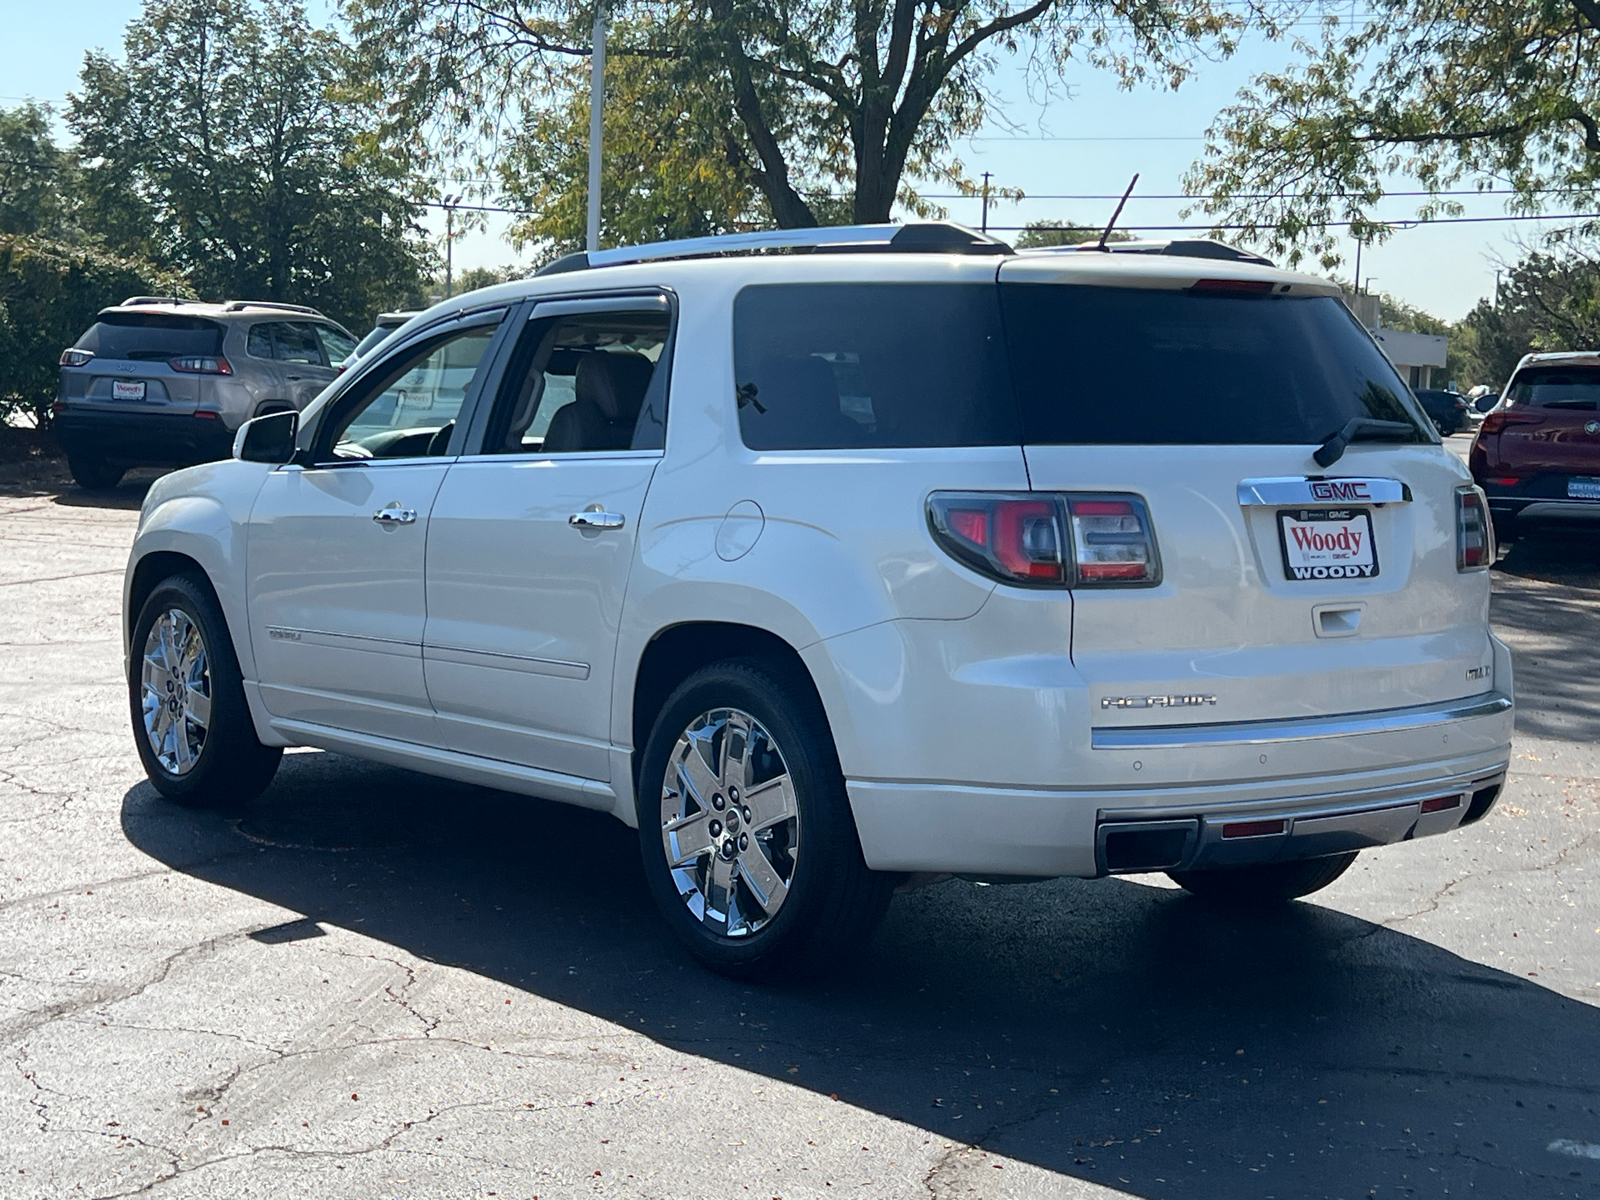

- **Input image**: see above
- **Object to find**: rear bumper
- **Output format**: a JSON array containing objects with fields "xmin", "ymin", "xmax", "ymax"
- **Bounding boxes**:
[
  {"xmin": 1488, "ymin": 495, "xmax": 1600, "ymax": 525},
  {"xmin": 846, "ymin": 691, "xmax": 1513, "ymax": 878},
  {"xmin": 55, "ymin": 409, "xmax": 236, "ymax": 467}
]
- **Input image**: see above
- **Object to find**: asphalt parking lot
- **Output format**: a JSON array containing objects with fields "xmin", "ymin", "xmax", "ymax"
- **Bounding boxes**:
[{"xmin": 2, "ymin": 438, "xmax": 1598, "ymax": 1199}]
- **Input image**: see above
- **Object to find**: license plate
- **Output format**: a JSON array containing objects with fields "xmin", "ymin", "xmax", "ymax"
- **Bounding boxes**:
[
  {"xmin": 1568, "ymin": 477, "xmax": 1600, "ymax": 499},
  {"xmin": 1277, "ymin": 508, "xmax": 1379, "ymax": 580},
  {"xmin": 111, "ymin": 380, "xmax": 147, "ymax": 401}
]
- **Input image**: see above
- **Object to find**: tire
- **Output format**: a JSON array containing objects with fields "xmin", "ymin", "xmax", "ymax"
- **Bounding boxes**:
[
  {"xmin": 68, "ymin": 453, "xmax": 125, "ymax": 491},
  {"xmin": 636, "ymin": 658, "xmax": 895, "ymax": 980},
  {"xmin": 1167, "ymin": 851, "xmax": 1358, "ymax": 904},
  {"xmin": 1492, "ymin": 514, "xmax": 1517, "ymax": 546},
  {"xmin": 129, "ymin": 573, "xmax": 281, "ymax": 808}
]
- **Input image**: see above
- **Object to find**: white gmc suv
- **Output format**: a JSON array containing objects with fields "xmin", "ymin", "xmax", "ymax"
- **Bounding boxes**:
[{"xmin": 124, "ymin": 223, "xmax": 1513, "ymax": 978}]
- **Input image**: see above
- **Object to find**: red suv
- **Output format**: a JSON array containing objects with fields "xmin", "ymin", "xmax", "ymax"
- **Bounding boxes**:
[{"xmin": 1470, "ymin": 351, "xmax": 1600, "ymax": 541}]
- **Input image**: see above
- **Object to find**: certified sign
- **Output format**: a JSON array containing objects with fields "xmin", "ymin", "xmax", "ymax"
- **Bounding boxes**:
[{"xmin": 1277, "ymin": 508, "xmax": 1379, "ymax": 580}]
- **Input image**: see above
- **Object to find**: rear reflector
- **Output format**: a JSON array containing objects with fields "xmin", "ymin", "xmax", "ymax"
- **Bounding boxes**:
[
  {"xmin": 1221, "ymin": 819, "xmax": 1286, "ymax": 839},
  {"xmin": 1486, "ymin": 476, "xmax": 1522, "ymax": 487},
  {"xmin": 1420, "ymin": 795, "xmax": 1462, "ymax": 814},
  {"xmin": 192, "ymin": 410, "xmax": 220, "ymax": 420}
]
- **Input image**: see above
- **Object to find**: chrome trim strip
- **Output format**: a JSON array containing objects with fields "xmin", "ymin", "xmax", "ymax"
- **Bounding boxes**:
[
  {"xmin": 424, "ymin": 643, "xmax": 590, "ymax": 680},
  {"xmin": 1091, "ymin": 693, "xmax": 1511, "ymax": 750},
  {"xmin": 1236, "ymin": 476, "xmax": 1410, "ymax": 506},
  {"xmin": 263, "ymin": 626, "xmax": 420, "ymax": 658}
]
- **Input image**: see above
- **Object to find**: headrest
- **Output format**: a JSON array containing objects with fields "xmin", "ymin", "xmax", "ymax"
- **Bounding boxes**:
[{"xmin": 575, "ymin": 351, "xmax": 655, "ymax": 423}]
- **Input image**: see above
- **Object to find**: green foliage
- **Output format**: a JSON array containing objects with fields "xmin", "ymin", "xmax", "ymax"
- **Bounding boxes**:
[
  {"xmin": 346, "ymin": 0, "xmax": 1252, "ymax": 245},
  {"xmin": 0, "ymin": 105, "xmax": 79, "ymax": 240},
  {"xmin": 0, "ymin": 236, "xmax": 181, "ymax": 427},
  {"xmin": 70, "ymin": 0, "xmax": 432, "ymax": 330},
  {"xmin": 1452, "ymin": 247, "xmax": 1600, "ymax": 389},
  {"xmin": 1186, "ymin": 0, "xmax": 1600, "ymax": 267},
  {"xmin": 1012, "ymin": 220, "xmax": 1131, "ymax": 247}
]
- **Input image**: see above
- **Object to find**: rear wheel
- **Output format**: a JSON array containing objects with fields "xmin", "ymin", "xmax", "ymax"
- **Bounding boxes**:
[
  {"xmin": 1492, "ymin": 513, "xmax": 1517, "ymax": 546},
  {"xmin": 1168, "ymin": 852, "xmax": 1358, "ymax": 904},
  {"xmin": 636, "ymin": 659, "xmax": 895, "ymax": 980},
  {"xmin": 68, "ymin": 453, "xmax": 125, "ymax": 491},
  {"xmin": 129, "ymin": 574, "xmax": 281, "ymax": 808}
]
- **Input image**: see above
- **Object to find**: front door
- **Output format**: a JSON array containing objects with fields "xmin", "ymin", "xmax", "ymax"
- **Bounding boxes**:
[
  {"xmin": 423, "ymin": 295, "xmax": 672, "ymax": 784},
  {"xmin": 247, "ymin": 314, "xmax": 506, "ymax": 742}
]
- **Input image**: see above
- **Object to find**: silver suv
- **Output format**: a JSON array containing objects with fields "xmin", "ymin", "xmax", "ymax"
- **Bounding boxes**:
[{"xmin": 55, "ymin": 298, "xmax": 357, "ymax": 489}]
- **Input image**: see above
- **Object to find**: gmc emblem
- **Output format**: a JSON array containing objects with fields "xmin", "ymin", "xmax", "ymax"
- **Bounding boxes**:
[{"xmin": 1310, "ymin": 480, "xmax": 1372, "ymax": 501}]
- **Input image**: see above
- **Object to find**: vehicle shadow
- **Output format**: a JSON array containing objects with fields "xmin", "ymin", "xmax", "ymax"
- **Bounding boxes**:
[
  {"xmin": 1491, "ymin": 529, "xmax": 1600, "ymax": 743},
  {"xmin": 122, "ymin": 751, "xmax": 1599, "ymax": 1197}
]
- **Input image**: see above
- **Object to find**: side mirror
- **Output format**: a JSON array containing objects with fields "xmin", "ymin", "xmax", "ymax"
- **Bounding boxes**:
[{"xmin": 233, "ymin": 411, "xmax": 299, "ymax": 464}]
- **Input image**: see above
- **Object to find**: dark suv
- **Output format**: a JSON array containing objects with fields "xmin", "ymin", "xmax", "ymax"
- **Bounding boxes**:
[
  {"xmin": 55, "ymin": 298, "xmax": 356, "ymax": 489},
  {"xmin": 1414, "ymin": 388, "xmax": 1470, "ymax": 436},
  {"xmin": 1470, "ymin": 352, "xmax": 1600, "ymax": 540}
]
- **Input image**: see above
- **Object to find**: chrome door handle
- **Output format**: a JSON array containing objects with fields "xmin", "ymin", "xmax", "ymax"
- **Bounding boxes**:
[
  {"xmin": 569, "ymin": 510, "xmax": 625, "ymax": 530},
  {"xmin": 373, "ymin": 507, "xmax": 418, "ymax": 525}
]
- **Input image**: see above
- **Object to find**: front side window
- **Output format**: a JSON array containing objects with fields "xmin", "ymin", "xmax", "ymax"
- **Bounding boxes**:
[
  {"xmin": 1507, "ymin": 365, "xmax": 1600, "ymax": 410},
  {"xmin": 321, "ymin": 324, "xmax": 498, "ymax": 460},
  {"xmin": 1000, "ymin": 285, "xmax": 1428, "ymax": 446},
  {"xmin": 273, "ymin": 321, "xmax": 326, "ymax": 366},
  {"xmin": 485, "ymin": 308, "xmax": 670, "ymax": 453},
  {"xmin": 732, "ymin": 284, "xmax": 1020, "ymax": 450},
  {"xmin": 317, "ymin": 324, "xmax": 358, "ymax": 363}
]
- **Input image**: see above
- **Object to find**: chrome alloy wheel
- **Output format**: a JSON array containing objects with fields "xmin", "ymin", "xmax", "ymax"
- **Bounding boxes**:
[
  {"xmin": 140, "ymin": 608, "xmax": 212, "ymax": 775},
  {"xmin": 660, "ymin": 708, "xmax": 800, "ymax": 937}
]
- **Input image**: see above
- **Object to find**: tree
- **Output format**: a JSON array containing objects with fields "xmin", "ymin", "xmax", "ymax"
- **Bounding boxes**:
[
  {"xmin": 348, "ymin": 0, "xmax": 1249, "ymax": 243},
  {"xmin": 1186, "ymin": 0, "xmax": 1600, "ymax": 267},
  {"xmin": 1012, "ymin": 219, "xmax": 1131, "ymax": 246},
  {"xmin": 0, "ymin": 104, "xmax": 79, "ymax": 239},
  {"xmin": 70, "ymin": 0, "xmax": 432, "ymax": 329}
]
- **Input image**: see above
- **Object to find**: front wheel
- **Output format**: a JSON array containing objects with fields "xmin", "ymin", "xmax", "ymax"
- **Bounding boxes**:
[
  {"xmin": 129, "ymin": 574, "xmax": 281, "ymax": 808},
  {"xmin": 636, "ymin": 659, "xmax": 895, "ymax": 980},
  {"xmin": 1167, "ymin": 852, "xmax": 1357, "ymax": 904}
]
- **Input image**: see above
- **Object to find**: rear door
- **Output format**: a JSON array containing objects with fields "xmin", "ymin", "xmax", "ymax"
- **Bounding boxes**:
[
  {"xmin": 998, "ymin": 262, "xmax": 1492, "ymax": 728},
  {"xmin": 1479, "ymin": 364, "xmax": 1600, "ymax": 494},
  {"xmin": 272, "ymin": 321, "xmax": 340, "ymax": 410},
  {"xmin": 62, "ymin": 312, "xmax": 222, "ymax": 415}
]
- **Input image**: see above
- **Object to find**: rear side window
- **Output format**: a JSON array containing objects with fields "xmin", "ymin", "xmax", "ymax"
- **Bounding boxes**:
[
  {"xmin": 733, "ymin": 284, "xmax": 1019, "ymax": 450},
  {"xmin": 1000, "ymin": 286, "xmax": 1427, "ymax": 445},
  {"xmin": 75, "ymin": 313, "xmax": 223, "ymax": 362},
  {"xmin": 1507, "ymin": 365, "xmax": 1600, "ymax": 410},
  {"xmin": 273, "ymin": 322, "xmax": 326, "ymax": 365}
]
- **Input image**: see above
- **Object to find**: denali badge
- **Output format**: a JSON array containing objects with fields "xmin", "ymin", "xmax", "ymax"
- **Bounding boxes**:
[
  {"xmin": 266, "ymin": 627, "xmax": 302, "ymax": 641},
  {"xmin": 1101, "ymin": 694, "xmax": 1218, "ymax": 710}
]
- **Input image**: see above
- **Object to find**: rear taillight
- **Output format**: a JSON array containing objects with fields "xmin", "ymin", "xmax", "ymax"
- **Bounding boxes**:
[
  {"xmin": 927, "ymin": 492, "xmax": 1160, "ymax": 588},
  {"xmin": 1479, "ymin": 409, "xmax": 1541, "ymax": 434},
  {"xmin": 60, "ymin": 348, "xmax": 93, "ymax": 367},
  {"xmin": 169, "ymin": 355, "xmax": 233, "ymax": 375},
  {"xmin": 1456, "ymin": 486, "xmax": 1492, "ymax": 571}
]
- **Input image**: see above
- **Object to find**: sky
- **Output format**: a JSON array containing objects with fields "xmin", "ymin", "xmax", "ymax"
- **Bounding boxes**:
[{"xmin": 1, "ymin": 0, "xmax": 1575, "ymax": 322}]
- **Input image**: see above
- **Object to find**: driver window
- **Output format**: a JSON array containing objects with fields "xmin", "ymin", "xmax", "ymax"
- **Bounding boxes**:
[
  {"xmin": 489, "ymin": 310, "xmax": 669, "ymax": 453},
  {"xmin": 324, "ymin": 325, "xmax": 496, "ymax": 460}
]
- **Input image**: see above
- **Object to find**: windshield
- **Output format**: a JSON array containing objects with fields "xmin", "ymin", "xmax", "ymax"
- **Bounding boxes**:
[
  {"xmin": 75, "ymin": 313, "xmax": 224, "ymax": 362},
  {"xmin": 1000, "ymin": 286, "xmax": 1429, "ymax": 446},
  {"xmin": 1507, "ymin": 365, "xmax": 1600, "ymax": 410}
]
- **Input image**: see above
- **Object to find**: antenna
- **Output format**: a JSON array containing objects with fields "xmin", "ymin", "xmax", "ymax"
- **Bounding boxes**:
[{"xmin": 1097, "ymin": 173, "xmax": 1139, "ymax": 251}]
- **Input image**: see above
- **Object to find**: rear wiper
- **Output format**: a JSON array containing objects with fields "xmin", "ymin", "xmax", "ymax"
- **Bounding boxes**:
[{"xmin": 1313, "ymin": 418, "xmax": 1416, "ymax": 468}]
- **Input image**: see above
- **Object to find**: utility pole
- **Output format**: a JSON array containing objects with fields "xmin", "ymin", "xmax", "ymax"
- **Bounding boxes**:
[
  {"xmin": 442, "ymin": 193, "xmax": 461, "ymax": 298},
  {"xmin": 1494, "ymin": 269, "xmax": 1502, "ymax": 307},
  {"xmin": 980, "ymin": 172, "xmax": 992, "ymax": 234},
  {"xmin": 586, "ymin": 0, "xmax": 608, "ymax": 253}
]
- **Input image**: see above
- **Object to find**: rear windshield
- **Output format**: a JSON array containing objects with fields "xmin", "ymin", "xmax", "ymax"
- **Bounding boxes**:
[
  {"xmin": 1507, "ymin": 365, "xmax": 1600, "ymax": 410},
  {"xmin": 1000, "ymin": 286, "xmax": 1427, "ymax": 445},
  {"xmin": 75, "ymin": 313, "xmax": 224, "ymax": 362},
  {"xmin": 733, "ymin": 284, "xmax": 1019, "ymax": 450}
]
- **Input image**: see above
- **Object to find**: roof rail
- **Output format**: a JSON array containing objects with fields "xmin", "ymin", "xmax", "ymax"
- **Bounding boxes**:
[
  {"xmin": 221, "ymin": 300, "xmax": 325, "ymax": 316},
  {"xmin": 1030, "ymin": 238, "xmax": 1274, "ymax": 267},
  {"xmin": 120, "ymin": 296, "xmax": 194, "ymax": 307},
  {"xmin": 535, "ymin": 222, "xmax": 1012, "ymax": 276}
]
